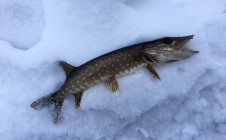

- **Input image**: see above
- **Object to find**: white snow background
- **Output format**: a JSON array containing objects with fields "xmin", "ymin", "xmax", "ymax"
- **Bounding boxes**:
[{"xmin": 0, "ymin": 0, "xmax": 226, "ymax": 139}]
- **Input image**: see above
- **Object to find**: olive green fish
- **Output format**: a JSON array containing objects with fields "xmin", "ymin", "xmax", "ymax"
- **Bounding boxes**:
[{"xmin": 31, "ymin": 35, "xmax": 198, "ymax": 123}]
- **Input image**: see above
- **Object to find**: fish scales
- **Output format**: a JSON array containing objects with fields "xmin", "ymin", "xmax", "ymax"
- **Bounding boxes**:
[{"xmin": 67, "ymin": 45, "xmax": 144, "ymax": 92}]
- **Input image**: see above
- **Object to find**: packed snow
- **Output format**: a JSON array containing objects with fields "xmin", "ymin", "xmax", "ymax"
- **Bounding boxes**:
[{"xmin": 0, "ymin": 0, "xmax": 226, "ymax": 139}]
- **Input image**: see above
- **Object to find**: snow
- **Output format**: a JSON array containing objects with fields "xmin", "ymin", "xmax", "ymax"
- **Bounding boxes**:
[
  {"xmin": 0, "ymin": 0, "xmax": 226, "ymax": 139},
  {"xmin": 0, "ymin": 0, "xmax": 45, "ymax": 50}
]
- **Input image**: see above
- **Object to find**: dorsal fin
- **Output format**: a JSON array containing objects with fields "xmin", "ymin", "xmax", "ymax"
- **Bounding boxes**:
[{"xmin": 59, "ymin": 61, "xmax": 75, "ymax": 75}]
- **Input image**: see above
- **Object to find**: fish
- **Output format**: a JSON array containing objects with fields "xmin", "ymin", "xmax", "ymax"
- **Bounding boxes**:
[{"xmin": 31, "ymin": 35, "xmax": 198, "ymax": 123}]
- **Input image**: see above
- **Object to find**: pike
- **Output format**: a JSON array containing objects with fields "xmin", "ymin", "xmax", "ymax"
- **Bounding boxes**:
[{"xmin": 31, "ymin": 35, "xmax": 198, "ymax": 123}]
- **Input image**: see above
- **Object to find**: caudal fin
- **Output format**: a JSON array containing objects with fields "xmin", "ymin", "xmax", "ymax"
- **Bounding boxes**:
[{"xmin": 31, "ymin": 92, "xmax": 64, "ymax": 123}]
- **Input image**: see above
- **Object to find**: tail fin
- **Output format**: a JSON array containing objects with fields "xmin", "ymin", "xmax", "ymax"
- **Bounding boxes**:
[{"xmin": 31, "ymin": 92, "xmax": 64, "ymax": 123}]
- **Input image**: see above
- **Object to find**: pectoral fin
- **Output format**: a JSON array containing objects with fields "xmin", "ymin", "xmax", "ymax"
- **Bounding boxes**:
[
  {"xmin": 144, "ymin": 63, "xmax": 161, "ymax": 80},
  {"xmin": 106, "ymin": 76, "xmax": 119, "ymax": 92},
  {"xmin": 59, "ymin": 61, "xmax": 75, "ymax": 75}
]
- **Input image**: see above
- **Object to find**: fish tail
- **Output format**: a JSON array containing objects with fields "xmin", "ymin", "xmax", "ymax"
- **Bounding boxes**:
[{"xmin": 31, "ymin": 92, "xmax": 65, "ymax": 123}]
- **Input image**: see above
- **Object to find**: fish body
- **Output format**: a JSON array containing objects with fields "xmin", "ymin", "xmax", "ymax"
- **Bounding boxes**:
[
  {"xmin": 66, "ymin": 45, "xmax": 144, "ymax": 92},
  {"xmin": 31, "ymin": 35, "xmax": 198, "ymax": 122}
]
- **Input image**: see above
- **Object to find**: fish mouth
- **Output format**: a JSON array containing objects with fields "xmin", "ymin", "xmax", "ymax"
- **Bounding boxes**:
[
  {"xmin": 143, "ymin": 35, "xmax": 199, "ymax": 64},
  {"xmin": 173, "ymin": 35, "xmax": 194, "ymax": 49},
  {"xmin": 174, "ymin": 35, "xmax": 199, "ymax": 58},
  {"xmin": 176, "ymin": 47, "xmax": 199, "ymax": 60}
]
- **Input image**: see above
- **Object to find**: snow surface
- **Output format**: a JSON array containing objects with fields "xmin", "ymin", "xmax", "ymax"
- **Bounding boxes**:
[{"xmin": 0, "ymin": 0, "xmax": 226, "ymax": 139}]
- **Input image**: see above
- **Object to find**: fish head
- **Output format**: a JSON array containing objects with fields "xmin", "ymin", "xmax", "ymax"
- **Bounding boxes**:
[{"xmin": 142, "ymin": 35, "xmax": 199, "ymax": 64}]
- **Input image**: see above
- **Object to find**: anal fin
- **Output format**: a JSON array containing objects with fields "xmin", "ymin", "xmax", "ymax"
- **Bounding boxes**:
[
  {"xmin": 106, "ymin": 76, "xmax": 119, "ymax": 92},
  {"xmin": 72, "ymin": 92, "xmax": 84, "ymax": 110},
  {"xmin": 144, "ymin": 63, "xmax": 161, "ymax": 80}
]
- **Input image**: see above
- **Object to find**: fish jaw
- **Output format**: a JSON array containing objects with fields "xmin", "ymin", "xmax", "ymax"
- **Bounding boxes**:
[
  {"xmin": 172, "ymin": 47, "xmax": 199, "ymax": 61},
  {"xmin": 142, "ymin": 35, "xmax": 199, "ymax": 64}
]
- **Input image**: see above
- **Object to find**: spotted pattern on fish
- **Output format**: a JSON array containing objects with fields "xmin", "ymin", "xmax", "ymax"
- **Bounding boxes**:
[{"xmin": 31, "ymin": 35, "xmax": 198, "ymax": 123}]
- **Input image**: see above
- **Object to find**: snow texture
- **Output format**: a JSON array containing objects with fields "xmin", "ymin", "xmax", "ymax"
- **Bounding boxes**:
[{"xmin": 0, "ymin": 0, "xmax": 226, "ymax": 139}]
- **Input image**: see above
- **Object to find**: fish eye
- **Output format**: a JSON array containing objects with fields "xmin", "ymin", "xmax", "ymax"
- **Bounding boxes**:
[{"xmin": 163, "ymin": 38, "xmax": 173, "ymax": 45}]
